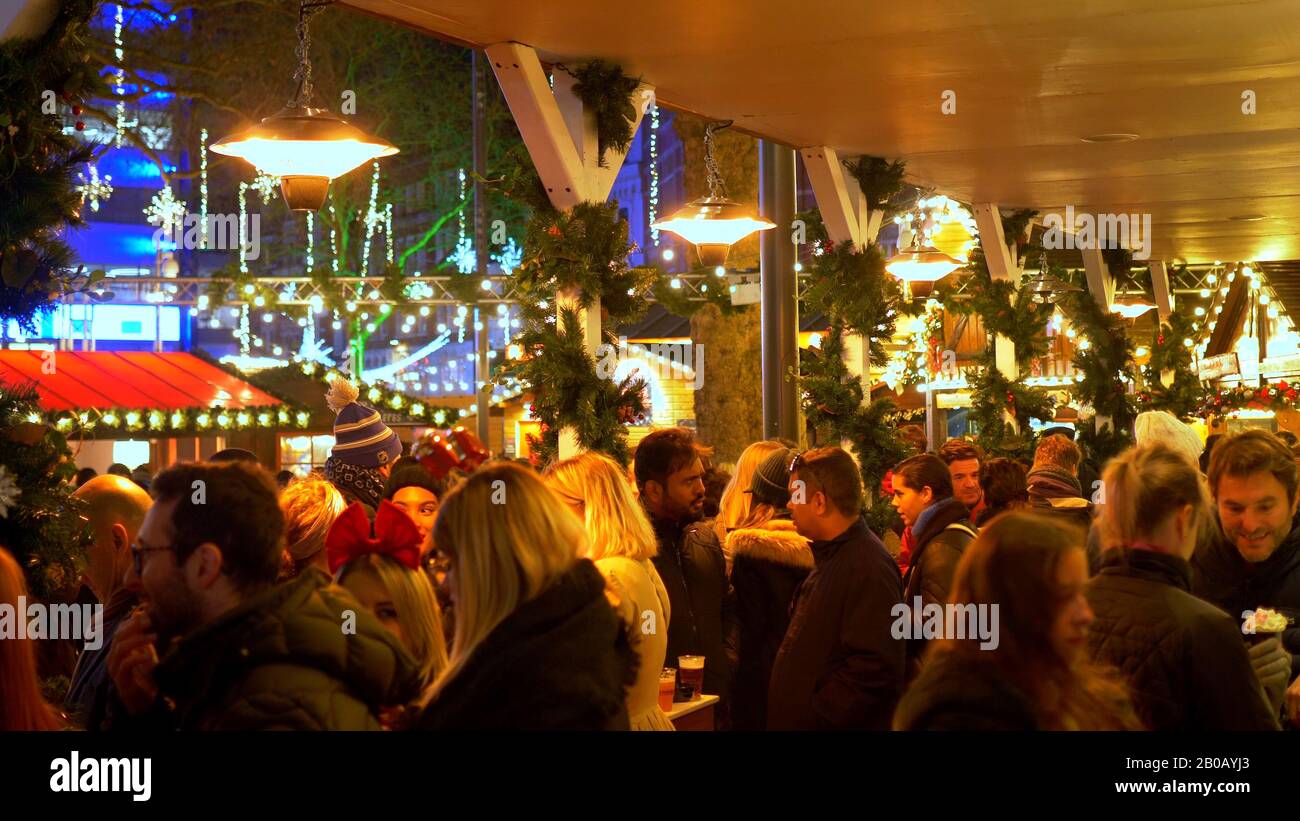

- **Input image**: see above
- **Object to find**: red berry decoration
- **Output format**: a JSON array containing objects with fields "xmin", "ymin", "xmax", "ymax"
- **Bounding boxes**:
[
  {"xmin": 1280, "ymin": 380, "xmax": 1290, "ymax": 391},
  {"xmin": 71, "ymin": 105, "xmax": 82, "ymax": 116},
  {"xmin": 547, "ymin": 225, "xmax": 562, "ymax": 237},
  {"xmin": 74, "ymin": 121, "xmax": 85, "ymax": 131}
]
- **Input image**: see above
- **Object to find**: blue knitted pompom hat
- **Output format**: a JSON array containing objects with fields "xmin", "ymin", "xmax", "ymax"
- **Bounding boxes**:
[{"xmin": 325, "ymin": 377, "xmax": 402, "ymax": 468}]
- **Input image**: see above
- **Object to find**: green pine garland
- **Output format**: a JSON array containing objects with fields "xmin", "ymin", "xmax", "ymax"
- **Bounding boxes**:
[
  {"xmin": 0, "ymin": 0, "xmax": 107, "ymax": 332},
  {"xmin": 967, "ymin": 354, "xmax": 1055, "ymax": 462},
  {"xmin": 0, "ymin": 385, "xmax": 86, "ymax": 600},
  {"xmin": 801, "ymin": 216, "xmax": 905, "ymax": 365},
  {"xmin": 1137, "ymin": 310, "xmax": 1204, "ymax": 419},
  {"xmin": 568, "ymin": 60, "xmax": 641, "ymax": 168},
  {"xmin": 1061, "ymin": 274, "xmax": 1136, "ymax": 464},
  {"xmin": 935, "ymin": 246, "xmax": 1053, "ymax": 370},
  {"xmin": 842, "ymin": 156, "xmax": 906, "ymax": 213},
  {"xmin": 796, "ymin": 326, "xmax": 909, "ymax": 527},
  {"xmin": 503, "ymin": 305, "xmax": 648, "ymax": 467}
]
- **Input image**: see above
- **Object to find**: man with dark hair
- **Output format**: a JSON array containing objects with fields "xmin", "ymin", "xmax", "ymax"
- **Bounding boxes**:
[
  {"xmin": 768, "ymin": 447, "xmax": 905, "ymax": 730},
  {"xmin": 1192, "ymin": 430, "xmax": 1300, "ymax": 725},
  {"xmin": 634, "ymin": 428, "xmax": 736, "ymax": 723},
  {"xmin": 106, "ymin": 461, "xmax": 419, "ymax": 730},
  {"xmin": 938, "ymin": 439, "xmax": 984, "ymax": 522}
]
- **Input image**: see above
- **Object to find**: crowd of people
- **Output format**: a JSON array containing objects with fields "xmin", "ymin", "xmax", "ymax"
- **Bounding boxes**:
[{"xmin": 4, "ymin": 392, "xmax": 1300, "ymax": 731}]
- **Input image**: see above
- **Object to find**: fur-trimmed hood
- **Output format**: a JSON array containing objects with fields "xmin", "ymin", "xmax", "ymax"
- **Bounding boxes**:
[{"xmin": 726, "ymin": 518, "xmax": 814, "ymax": 569}]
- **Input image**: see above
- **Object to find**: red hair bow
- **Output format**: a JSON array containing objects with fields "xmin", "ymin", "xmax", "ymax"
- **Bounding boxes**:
[{"xmin": 326, "ymin": 500, "xmax": 422, "ymax": 574}]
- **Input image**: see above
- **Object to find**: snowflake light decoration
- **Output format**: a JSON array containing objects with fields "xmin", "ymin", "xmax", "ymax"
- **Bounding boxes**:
[
  {"xmin": 144, "ymin": 184, "xmax": 187, "ymax": 235},
  {"xmin": 453, "ymin": 236, "xmax": 476, "ymax": 274},
  {"xmin": 75, "ymin": 165, "xmax": 114, "ymax": 212},
  {"xmin": 491, "ymin": 237, "xmax": 522, "ymax": 275}
]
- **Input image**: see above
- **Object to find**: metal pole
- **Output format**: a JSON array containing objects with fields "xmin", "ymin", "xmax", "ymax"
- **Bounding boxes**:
[
  {"xmin": 759, "ymin": 140, "xmax": 799, "ymax": 443},
  {"xmin": 473, "ymin": 49, "xmax": 492, "ymax": 448}
]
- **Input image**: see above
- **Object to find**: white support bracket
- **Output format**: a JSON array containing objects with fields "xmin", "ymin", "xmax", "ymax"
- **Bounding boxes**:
[
  {"xmin": 1080, "ymin": 247, "xmax": 1115, "ymax": 310},
  {"xmin": 485, "ymin": 41, "xmax": 652, "ymax": 209},
  {"xmin": 486, "ymin": 42, "xmax": 653, "ymax": 458},
  {"xmin": 799, "ymin": 147, "xmax": 883, "ymax": 249}
]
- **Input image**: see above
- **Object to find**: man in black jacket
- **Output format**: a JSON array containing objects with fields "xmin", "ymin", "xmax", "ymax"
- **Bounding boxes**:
[
  {"xmin": 635, "ymin": 428, "xmax": 737, "ymax": 722},
  {"xmin": 768, "ymin": 447, "xmax": 905, "ymax": 730},
  {"xmin": 1191, "ymin": 430, "xmax": 1300, "ymax": 724}
]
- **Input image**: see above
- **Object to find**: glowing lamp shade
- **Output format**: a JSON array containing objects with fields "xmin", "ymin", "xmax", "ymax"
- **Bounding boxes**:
[
  {"xmin": 652, "ymin": 197, "xmax": 775, "ymax": 266},
  {"xmin": 1109, "ymin": 301, "xmax": 1156, "ymax": 319},
  {"xmin": 211, "ymin": 107, "xmax": 398, "ymax": 210},
  {"xmin": 885, "ymin": 246, "xmax": 963, "ymax": 282}
]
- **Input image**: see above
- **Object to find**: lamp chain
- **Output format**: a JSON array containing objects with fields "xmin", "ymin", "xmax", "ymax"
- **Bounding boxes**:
[
  {"xmin": 704, "ymin": 120, "xmax": 732, "ymax": 200},
  {"xmin": 289, "ymin": 0, "xmax": 334, "ymax": 109}
]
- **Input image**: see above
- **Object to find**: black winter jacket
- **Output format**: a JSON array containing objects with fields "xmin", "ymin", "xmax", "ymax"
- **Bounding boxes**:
[
  {"xmin": 650, "ymin": 514, "xmax": 737, "ymax": 708},
  {"xmin": 727, "ymin": 516, "xmax": 813, "ymax": 731},
  {"xmin": 902, "ymin": 497, "xmax": 976, "ymax": 672},
  {"xmin": 1086, "ymin": 549, "xmax": 1278, "ymax": 731},
  {"xmin": 416, "ymin": 560, "xmax": 637, "ymax": 731},
  {"xmin": 767, "ymin": 518, "xmax": 905, "ymax": 730},
  {"xmin": 893, "ymin": 649, "xmax": 1039, "ymax": 731}
]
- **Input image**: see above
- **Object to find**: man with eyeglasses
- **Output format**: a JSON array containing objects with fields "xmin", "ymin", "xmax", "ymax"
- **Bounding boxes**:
[
  {"xmin": 105, "ymin": 460, "xmax": 421, "ymax": 730},
  {"xmin": 768, "ymin": 447, "xmax": 906, "ymax": 730},
  {"xmin": 65, "ymin": 474, "xmax": 152, "ymax": 731}
]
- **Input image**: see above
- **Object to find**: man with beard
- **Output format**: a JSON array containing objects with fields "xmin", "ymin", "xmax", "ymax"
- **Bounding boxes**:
[
  {"xmin": 1192, "ymin": 430, "xmax": 1300, "ymax": 725},
  {"xmin": 105, "ymin": 461, "xmax": 420, "ymax": 730},
  {"xmin": 634, "ymin": 428, "xmax": 736, "ymax": 724}
]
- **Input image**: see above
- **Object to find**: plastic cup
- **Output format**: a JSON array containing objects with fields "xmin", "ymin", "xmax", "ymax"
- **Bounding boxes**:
[
  {"xmin": 658, "ymin": 668, "xmax": 677, "ymax": 712},
  {"xmin": 678, "ymin": 655, "xmax": 705, "ymax": 701}
]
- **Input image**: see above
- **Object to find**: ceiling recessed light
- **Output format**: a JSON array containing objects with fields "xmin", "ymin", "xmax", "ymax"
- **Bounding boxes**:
[
  {"xmin": 1081, "ymin": 133, "xmax": 1140, "ymax": 143},
  {"xmin": 1229, "ymin": 213, "xmax": 1269, "ymax": 221}
]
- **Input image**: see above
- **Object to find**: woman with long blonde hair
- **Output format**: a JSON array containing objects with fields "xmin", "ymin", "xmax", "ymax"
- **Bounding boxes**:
[
  {"xmin": 547, "ymin": 451, "xmax": 674, "ymax": 730},
  {"xmin": 0, "ymin": 547, "xmax": 66, "ymax": 730},
  {"xmin": 327, "ymin": 501, "xmax": 449, "ymax": 728},
  {"xmin": 414, "ymin": 462, "xmax": 636, "ymax": 730},
  {"xmin": 1085, "ymin": 442, "xmax": 1280, "ymax": 730},
  {"xmin": 714, "ymin": 440, "xmax": 789, "ymax": 567}
]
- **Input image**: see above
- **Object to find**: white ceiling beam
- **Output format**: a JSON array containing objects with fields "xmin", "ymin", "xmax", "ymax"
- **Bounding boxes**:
[
  {"xmin": 485, "ymin": 42, "xmax": 652, "ymax": 210},
  {"xmin": 1149, "ymin": 259, "xmax": 1174, "ymax": 323},
  {"xmin": 800, "ymin": 146, "xmax": 864, "ymax": 247},
  {"xmin": 1080, "ymin": 247, "xmax": 1115, "ymax": 309},
  {"xmin": 972, "ymin": 203, "xmax": 1019, "ymax": 282}
]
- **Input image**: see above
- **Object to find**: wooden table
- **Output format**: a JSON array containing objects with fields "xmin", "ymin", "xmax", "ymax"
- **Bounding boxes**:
[{"xmin": 666, "ymin": 694, "xmax": 719, "ymax": 731}]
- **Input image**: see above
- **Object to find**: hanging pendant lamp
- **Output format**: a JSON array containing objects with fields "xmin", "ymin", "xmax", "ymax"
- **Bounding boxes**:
[
  {"xmin": 652, "ymin": 120, "xmax": 774, "ymax": 266},
  {"xmin": 210, "ymin": 0, "xmax": 397, "ymax": 211}
]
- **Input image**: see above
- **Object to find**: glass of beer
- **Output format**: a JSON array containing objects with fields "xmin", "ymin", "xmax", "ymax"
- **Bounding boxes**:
[
  {"xmin": 658, "ymin": 668, "xmax": 677, "ymax": 712},
  {"xmin": 678, "ymin": 655, "xmax": 705, "ymax": 701}
]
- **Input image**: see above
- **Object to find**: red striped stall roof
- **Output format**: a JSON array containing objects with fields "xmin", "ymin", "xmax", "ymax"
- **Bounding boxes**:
[{"xmin": 0, "ymin": 351, "xmax": 283, "ymax": 411}]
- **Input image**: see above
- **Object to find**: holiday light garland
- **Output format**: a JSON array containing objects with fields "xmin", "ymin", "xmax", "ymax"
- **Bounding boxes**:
[{"xmin": 199, "ymin": 127, "xmax": 209, "ymax": 247}]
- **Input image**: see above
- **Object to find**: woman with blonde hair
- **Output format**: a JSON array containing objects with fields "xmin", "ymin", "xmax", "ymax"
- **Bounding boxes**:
[
  {"xmin": 414, "ymin": 462, "xmax": 637, "ymax": 730},
  {"xmin": 328, "ymin": 501, "xmax": 449, "ymax": 727},
  {"xmin": 278, "ymin": 476, "xmax": 347, "ymax": 580},
  {"xmin": 0, "ymin": 548, "xmax": 66, "ymax": 730},
  {"xmin": 546, "ymin": 451, "xmax": 674, "ymax": 730},
  {"xmin": 714, "ymin": 439, "xmax": 790, "ymax": 567},
  {"xmin": 1085, "ymin": 442, "xmax": 1280, "ymax": 730}
]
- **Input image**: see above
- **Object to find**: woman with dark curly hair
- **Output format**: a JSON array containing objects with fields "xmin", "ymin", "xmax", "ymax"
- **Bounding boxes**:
[{"xmin": 974, "ymin": 457, "xmax": 1029, "ymax": 527}]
